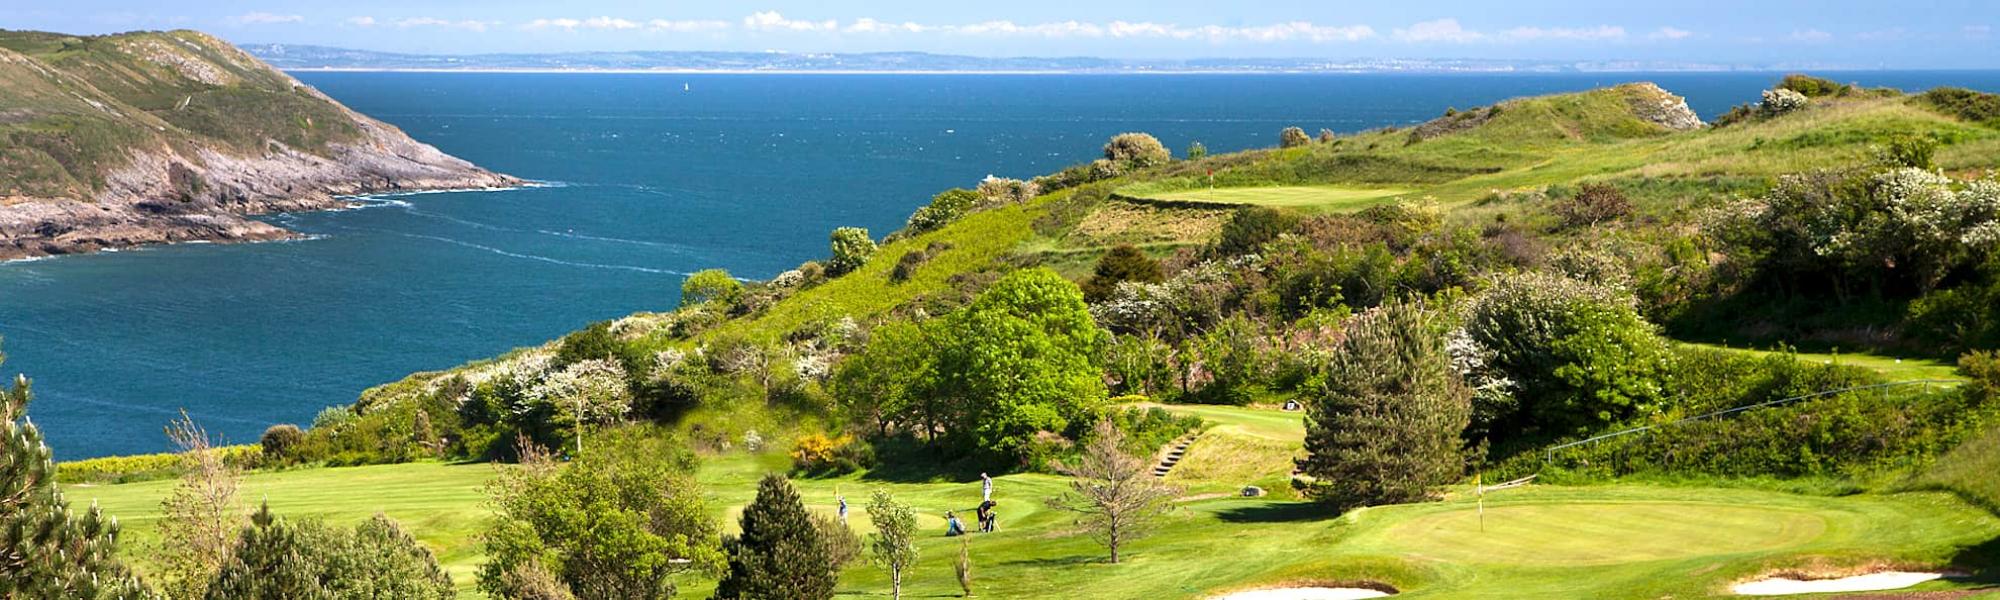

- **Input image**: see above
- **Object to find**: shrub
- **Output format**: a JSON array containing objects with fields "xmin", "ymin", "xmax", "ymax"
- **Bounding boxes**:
[
  {"xmin": 1081, "ymin": 244, "xmax": 1165, "ymax": 303},
  {"xmin": 976, "ymin": 177, "xmax": 1037, "ymax": 204},
  {"xmin": 1318, "ymin": 128, "xmax": 1336, "ymax": 143},
  {"xmin": 717, "ymin": 474, "xmax": 836, "ymax": 600},
  {"xmin": 1215, "ymin": 206, "xmax": 1301, "ymax": 257},
  {"xmin": 1879, "ymin": 135, "xmax": 1937, "ymax": 169},
  {"xmin": 259, "ymin": 424, "xmax": 304, "ymax": 461},
  {"xmin": 1464, "ymin": 273, "xmax": 1672, "ymax": 443},
  {"xmin": 1760, "ymin": 88, "xmax": 1809, "ymax": 116},
  {"xmin": 1298, "ymin": 301, "xmax": 1470, "ymax": 508},
  {"xmin": 207, "ymin": 505, "xmax": 454, "ymax": 600},
  {"xmin": 790, "ymin": 433, "xmax": 874, "ymax": 474},
  {"xmin": 1549, "ymin": 183, "xmax": 1632, "ymax": 229},
  {"xmin": 680, "ymin": 269, "xmax": 744, "ymax": 309},
  {"xmin": 1103, "ymin": 133, "xmax": 1170, "ymax": 169},
  {"xmin": 1777, "ymin": 74, "xmax": 1849, "ymax": 98},
  {"xmin": 1917, "ymin": 87, "xmax": 2000, "ymax": 127},
  {"xmin": 1279, "ymin": 126, "xmax": 1311, "ymax": 148},
  {"xmin": 1185, "ymin": 141, "xmax": 1208, "ymax": 160},
  {"xmin": 828, "ymin": 227, "xmax": 877, "ymax": 275},
  {"xmin": 907, "ymin": 189, "xmax": 980, "ymax": 233},
  {"xmin": 479, "ymin": 434, "xmax": 721, "ymax": 600}
]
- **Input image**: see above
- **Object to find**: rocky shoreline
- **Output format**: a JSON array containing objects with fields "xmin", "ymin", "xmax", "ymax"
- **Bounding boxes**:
[{"xmin": 0, "ymin": 111, "xmax": 519, "ymax": 261}]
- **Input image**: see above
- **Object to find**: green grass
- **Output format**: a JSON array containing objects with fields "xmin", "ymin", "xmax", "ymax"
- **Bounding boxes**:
[
  {"xmin": 65, "ymin": 404, "xmax": 2000, "ymax": 599},
  {"xmin": 1133, "ymin": 185, "xmax": 1412, "ymax": 209},
  {"xmin": 63, "ymin": 461, "xmax": 497, "ymax": 593},
  {"xmin": 1909, "ymin": 423, "xmax": 2000, "ymax": 515},
  {"xmin": 1677, "ymin": 341, "xmax": 1966, "ymax": 381}
]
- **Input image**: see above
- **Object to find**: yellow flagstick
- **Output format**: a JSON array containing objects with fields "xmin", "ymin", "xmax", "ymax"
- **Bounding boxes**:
[{"xmin": 1476, "ymin": 471, "xmax": 1484, "ymax": 533}]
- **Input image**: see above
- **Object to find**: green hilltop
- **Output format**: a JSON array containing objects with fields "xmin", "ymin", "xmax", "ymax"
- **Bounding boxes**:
[
  {"xmin": 49, "ymin": 74, "xmax": 2000, "ymax": 598},
  {"xmin": 0, "ymin": 29, "xmax": 511, "ymax": 258}
]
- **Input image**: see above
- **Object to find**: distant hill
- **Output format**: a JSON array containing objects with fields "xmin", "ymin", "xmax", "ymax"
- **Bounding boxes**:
[
  {"xmin": 0, "ymin": 29, "xmax": 515, "ymax": 259},
  {"xmin": 240, "ymin": 43, "xmax": 1769, "ymax": 74}
]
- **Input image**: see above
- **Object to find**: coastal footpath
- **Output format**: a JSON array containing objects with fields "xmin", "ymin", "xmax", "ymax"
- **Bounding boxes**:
[{"xmin": 0, "ymin": 30, "xmax": 515, "ymax": 259}]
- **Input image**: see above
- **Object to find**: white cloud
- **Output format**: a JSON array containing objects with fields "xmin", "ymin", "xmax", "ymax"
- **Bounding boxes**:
[
  {"xmin": 846, "ymin": 18, "xmax": 930, "ymax": 34},
  {"xmin": 953, "ymin": 20, "xmax": 1104, "ymax": 37},
  {"xmin": 1394, "ymin": 19, "xmax": 1635, "ymax": 43},
  {"xmin": 1648, "ymin": 26, "xmax": 1693, "ymax": 40},
  {"xmin": 1394, "ymin": 19, "xmax": 1482, "ymax": 43},
  {"xmin": 1501, "ymin": 25, "xmax": 1625, "ymax": 41},
  {"xmin": 649, "ymin": 19, "xmax": 730, "ymax": 33},
  {"xmin": 744, "ymin": 11, "xmax": 837, "ymax": 32},
  {"xmin": 228, "ymin": 12, "xmax": 304, "ymax": 26},
  {"xmin": 352, "ymin": 17, "xmax": 497, "ymax": 31},
  {"xmin": 1788, "ymin": 29, "xmax": 1833, "ymax": 43}
]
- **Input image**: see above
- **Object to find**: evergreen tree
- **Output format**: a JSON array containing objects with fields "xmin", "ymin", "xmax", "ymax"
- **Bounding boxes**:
[
  {"xmin": 716, "ymin": 474, "xmax": 835, "ymax": 600},
  {"xmin": 0, "ymin": 346, "xmax": 152, "ymax": 600},
  {"xmin": 1297, "ymin": 301, "xmax": 1472, "ymax": 508},
  {"xmin": 205, "ymin": 503, "xmax": 454, "ymax": 600}
]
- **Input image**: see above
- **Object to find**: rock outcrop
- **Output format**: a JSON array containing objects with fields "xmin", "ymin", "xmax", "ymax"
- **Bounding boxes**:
[
  {"xmin": 0, "ymin": 29, "xmax": 517, "ymax": 259},
  {"xmin": 1620, "ymin": 82, "xmax": 1705, "ymax": 131}
]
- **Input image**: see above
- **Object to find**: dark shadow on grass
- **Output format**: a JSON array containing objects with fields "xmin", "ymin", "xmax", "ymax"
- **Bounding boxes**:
[
  {"xmin": 1000, "ymin": 554, "xmax": 1105, "ymax": 568},
  {"xmin": 1951, "ymin": 535, "xmax": 2000, "ymax": 583},
  {"xmin": 1214, "ymin": 501, "xmax": 1337, "ymax": 523}
]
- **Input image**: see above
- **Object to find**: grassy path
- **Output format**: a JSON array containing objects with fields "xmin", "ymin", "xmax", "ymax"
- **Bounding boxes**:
[{"xmin": 1677, "ymin": 341, "xmax": 1966, "ymax": 381}]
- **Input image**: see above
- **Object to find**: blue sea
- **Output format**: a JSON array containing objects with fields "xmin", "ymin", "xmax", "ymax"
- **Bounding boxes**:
[{"xmin": 5, "ymin": 71, "xmax": 1998, "ymax": 459}]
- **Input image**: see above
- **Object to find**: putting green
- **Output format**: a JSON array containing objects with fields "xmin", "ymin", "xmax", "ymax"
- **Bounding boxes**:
[
  {"xmin": 1145, "ymin": 185, "xmax": 1410, "ymax": 209},
  {"xmin": 1378, "ymin": 502, "xmax": 1828, "ymax": 566}
]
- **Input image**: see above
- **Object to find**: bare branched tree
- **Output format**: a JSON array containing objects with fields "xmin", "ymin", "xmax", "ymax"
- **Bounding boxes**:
[
  {"xmin": 157, "ymin": 410, "xmax": 243, "ymax": 600},
  {"xmin": 1045, "ymin": 420, "xmax": 1180, "ymax": 563}
]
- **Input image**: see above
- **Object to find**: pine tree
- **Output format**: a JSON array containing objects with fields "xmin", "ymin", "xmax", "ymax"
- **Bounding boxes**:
[
  {"xmin": 204, "ymin": 504, "xmax": 325, "ymax": 600},
  {"xmin": 1296, "ymin": 300, "xmax": 1472, "ymax": 508},
  {"xmin": 715, "ymin": 474, "xmax": 835, "ymax": 600},
  {"xmin": 0, "ymin": 348, "xmax": 152, "ymax": 599}
]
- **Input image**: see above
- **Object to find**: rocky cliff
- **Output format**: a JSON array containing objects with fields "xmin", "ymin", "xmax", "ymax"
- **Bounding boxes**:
[{"xmin": 0, "ymin": 29, "xmax": 517, "ymax": 259}]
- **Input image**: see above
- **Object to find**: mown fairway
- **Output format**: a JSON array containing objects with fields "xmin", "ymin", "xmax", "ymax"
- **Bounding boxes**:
[
  {"xmin": 65, "ymin": 404, "xmax": 2000, "ymax": 599},
  {"xmin": 1137, "ymin": 185, "xmax": 1411, "ymax": 209}
]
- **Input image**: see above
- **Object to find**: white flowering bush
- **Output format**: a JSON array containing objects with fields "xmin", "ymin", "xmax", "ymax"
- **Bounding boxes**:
[
  {"xmin": 1760, "ymin": 88, "xmax": 1809, "ymax": 115},
  {"xmin": 522, "ymin": 359, "xmax": 632, "ymax": 425}
]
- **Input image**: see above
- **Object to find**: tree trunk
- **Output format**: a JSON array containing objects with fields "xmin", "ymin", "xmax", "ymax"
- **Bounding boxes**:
[{"xmin": 892, "ymin": 567, "xmax": 903, "ymax": 600}]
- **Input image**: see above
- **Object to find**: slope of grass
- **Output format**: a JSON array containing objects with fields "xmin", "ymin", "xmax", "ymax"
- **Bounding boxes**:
[
  {"xmin": 1908, "ymin": 423, "xmax": 2000, "ymax": 515},
  {"xmin": 66, "ymin": 453, "xmax": 2000, "ymax": 599},
  {"xmin": 1131, "ymin": 185, "xmax": 1411, "ymax": 209},
  {"xmin": 64, "ymin": 461, "xmax": 496, "ymax": 592},
  {"xmin": 1677, "ymin": 341, "xmax": 1966, "ymax": 382}
]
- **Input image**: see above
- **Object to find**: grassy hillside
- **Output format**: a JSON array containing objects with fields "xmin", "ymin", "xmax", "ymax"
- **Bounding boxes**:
[
  {"xmin": 0, "ymin": 29, "xmax": 369, "ymax": 199},
  {"xmin": 52, "ymin": 75, "xmax": 2000, "ymax": 598}
]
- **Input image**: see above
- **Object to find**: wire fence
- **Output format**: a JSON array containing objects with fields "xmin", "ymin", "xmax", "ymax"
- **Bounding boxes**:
[{"xmin": 1540, "ymin": 379, "xmax": 1963, "ymax": 465}]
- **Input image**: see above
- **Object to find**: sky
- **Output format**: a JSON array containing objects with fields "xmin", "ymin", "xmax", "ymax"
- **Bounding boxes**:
[{"xmin": 4, "ymin": 0, "xmax": 1998, "ymax": 67}]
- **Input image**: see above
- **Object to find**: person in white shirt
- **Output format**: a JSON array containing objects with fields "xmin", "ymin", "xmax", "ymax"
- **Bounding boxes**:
[{"xmin": 980, "ymin": 472, "xmax": 993, "ymax": 501}]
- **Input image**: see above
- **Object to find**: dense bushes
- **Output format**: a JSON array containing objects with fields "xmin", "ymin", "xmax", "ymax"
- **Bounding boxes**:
[
  {"xmin": 1103, "ymin": 132, "xmax": 1170, "ymax": 169},
  {"xmin": 480, "ymin": 431, "xmax": 721, "ymax": 600},
  {"xmin": 1917, "ymin": 87, "xmax": 2000, "ymax": 128},
  {"xmin": 1214, "ymin": 206, "xmax": 1300, "ymax": 256},
  {"xmin": 207, "ymin": 505, "xmax": 453, "ymax": 600},
  {"xmin": 1777, "ymin": 74, "xmax": 1849, "ymax": 98},
  {"xmin": 1462, "ymin": 273, "xmax": 1673, "ymax": 444},
  {"xmin": 1081, "ymin": 245, "xmax": 1164, "ymax": 303},
  {"xmin": 1543, "ymin": 378, "xmax": 1994, "ymax": 480},
  {"xmin": 680, "ymin": 269, "xmax": 744, "ymax": 309},
  {"xmin": 835, "ymin": 269, "xmax": 1107, "ymax": 463},
  {"xmin": 906, "ymin": 188, "xmax": 980, "ymax": 234},
  {"xmin": 1279, "ymin": 127, "xmax": 1311, "ymax": 148},
  {"xmin": 828, "ymin": 227, "xmax": 877, "ymax": 275}
]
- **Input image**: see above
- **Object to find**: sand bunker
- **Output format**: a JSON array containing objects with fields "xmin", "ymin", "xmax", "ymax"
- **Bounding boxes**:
[
  {"xmin": 1213, "ymin": 587, "xmax": 1391, "ymax": 600},
  {"xmin": 1732, "ymin": 571, "xmax": 1943, "ymax": 595}
]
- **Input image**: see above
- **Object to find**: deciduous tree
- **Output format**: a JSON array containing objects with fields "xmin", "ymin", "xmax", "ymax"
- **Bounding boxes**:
[
  {"xmin": 1046, "ymin": 420, "xmax": 1178, "ymax": 563},
  {"xmin": 865, "ymin": 489, "xmax": 918, "ymax": 600}
]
